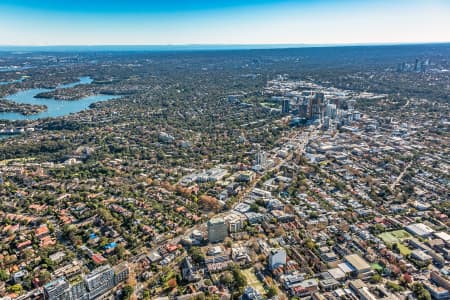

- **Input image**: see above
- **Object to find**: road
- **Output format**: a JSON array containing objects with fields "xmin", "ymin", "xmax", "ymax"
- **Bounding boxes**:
[
  {"xmin": 130, "ymin": 126, "xmax": 317, "ymax": 298},
  {"xmin": 390, "ymin": 160, "xmax": 413, "ymax": 190}
]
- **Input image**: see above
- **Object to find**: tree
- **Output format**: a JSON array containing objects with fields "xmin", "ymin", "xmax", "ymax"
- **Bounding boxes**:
[
  {"xmin": 121, "ymin": 285, "xmax": 134, "ymax": 300},
  {"xmin": 412, "ymin": 283, "xmax": 431, "ymax": 300},
  {"xmin": 224, "ymin": 237, "xmax": 233, "ymax": 248},
  {"xmin": 231, "ymin": 265, "xmax": 247, "ymax": 290},
  {"xmin": 189, "ymin": 246, "xmax": 204, "ymax": 264},
  {"xmin": 199, "ymin": 194, "xmax": 221, "ymax": 212},
  {"xmin": 266, "ymin": 286, "xmax": 278, "ymax": 298},
  {"xmin": 23, "ymin": 248, "xmax": 34, "ymax": 260},
  {"xmin": 305, "ymin": 238, "xmax": 316, "ymax": 250},
  {"xmin": 250, "ymin": 203, "xmax": 259, "ymax": 212},
  {"xmin": 39, "ymin": 270, "xmax": 52, "ymax": 284},
  {"xmin": 0, "ymin": 269, "xmax": 9, "ymax": 281},
  {"xmin": 142, "ymin": 290, "xmax": 152, "ymax": 300},
  {"xmin": 8, "ymin": 284, "xmax": 23, "ymax": 294},
  {"xmin": 220, "ymin": 272, "xmax": 234, "ymax": 287},
  {"xmin": 142, "ymin": 290, "xmax": 151, "ymax": 299},
  {"xmin": 167, "ymin": 278, "xmax": 178, "ymax": 289},
  {"xmin": 117, "ymin": 244, "xmax": 126, "ymax": 259},
  {"xmin": 370, "ymin": 273, "xmax": 382, "ymax": 283},
  {"xmin": 386, "ymin": 281, "xmax": 404, "ymax": 292},
  {"xmin": 204, "ymin": 279, "xmax": 212, "ymax": 286}
]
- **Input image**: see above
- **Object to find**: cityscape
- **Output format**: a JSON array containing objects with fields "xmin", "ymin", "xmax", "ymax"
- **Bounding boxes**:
[{"xmin": 0, "ymin": 1, "xmax": 449, "ymax": 300}]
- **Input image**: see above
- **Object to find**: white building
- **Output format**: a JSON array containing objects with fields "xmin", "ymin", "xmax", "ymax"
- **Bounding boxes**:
[
  {"xmin": 268, "ymin": 248, "xmax": 287, "ymax": 270},
  {"xmin": 405, "ymin": 223, "xmax": 434, "ymax": 238}
]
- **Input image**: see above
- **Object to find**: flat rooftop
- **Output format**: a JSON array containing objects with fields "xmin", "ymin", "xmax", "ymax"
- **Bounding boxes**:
[{"xmin": 344, "ymin": 254, "xmax": 371, "ymax": 272}]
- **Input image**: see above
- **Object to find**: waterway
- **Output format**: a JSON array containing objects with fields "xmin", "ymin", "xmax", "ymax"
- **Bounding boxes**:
[
  {"xmin": 0, "ymin": 77, "xmax": 25, "ymax": 85},
  {"xmin": 0, "ymin": 76, "xmax": 119, "ymax": 121}
]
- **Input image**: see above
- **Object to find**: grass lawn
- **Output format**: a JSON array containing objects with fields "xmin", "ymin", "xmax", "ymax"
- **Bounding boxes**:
[
  {"xmin": 378, "ymin": 230, "xmax": 411, "ymax": 246},
  {"xmin": 396, "ymin": 243, "xmax": 412, "ymax": 256},
  {"xmin": 372, "ymin": 263, "xmax": 383, "ymax": 272},
  {"xmin": 242, "ymin": 268, "xmax": 266, "ymax": 295}
]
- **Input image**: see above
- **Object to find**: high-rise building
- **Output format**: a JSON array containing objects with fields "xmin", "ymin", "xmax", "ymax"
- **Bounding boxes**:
[
  {"xmin": 113, "ymin": 263, "xmax": 130, "ymax": 285},
  {"xmin": 420, "ymin": 60, "xmax": 427, "ymax": 72},
  {"xmin": 70, "ymin": 281, "xmax": 89, "ymax": 300},
  {"xmin": 414, "ymin": 58, "xmax": 420, "ymax": 72},
  {"xmin": 85, "ymin": 265, "xmax": 115, "ymax": 299},
  {"xmin": 397, "ymin": 62, "xmax": 406, "ymax": 72},
  {"xmin": 281, "ymin": 98, "xmax": 290, "ymax": 114},
  {"xmin": 208, "ymin": 217, "xmax": 228, "ymax": 243},
  {"xmin": 253, "ymin": 144, "xmax": 269, "ymax": 172},
  {"xmin": 308, "ymin": 92, "xmax": 325, "ymax": 121},
  {"xmin": 298, "ymin": 101, "xmax": 309, "ymax": 118},
  {"xmin": 347, "ymin": 99, "xmax": 356, "ymax": 111},
  {"xmin": 326, "ymin": 104, "xmax": 337, "ymax": 119},
  {"xmin": 255, "ymin": 148, "xmax": 267, "ymax": 168},
  {"xmin": 44, "ymin": 278, "xmax": 71, "ymax": 300},
  {"xmin": 322, "ymin": 116, "xmax": 330, "ymax": 130}
]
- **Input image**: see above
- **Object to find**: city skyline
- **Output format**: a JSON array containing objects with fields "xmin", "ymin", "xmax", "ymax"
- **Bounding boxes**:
[{"xmin": 1, "ymin": 0, "xmax": 450, "ymax": 46}]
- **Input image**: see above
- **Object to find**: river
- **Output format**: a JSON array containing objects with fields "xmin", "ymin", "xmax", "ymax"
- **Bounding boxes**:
[
  {"xmin": 0, "ymin": 76, "xmax": 119, "ymax": 121},
  {"xmin": 0, "ymin": 77, "xmax": 25, "ymax": 85}
]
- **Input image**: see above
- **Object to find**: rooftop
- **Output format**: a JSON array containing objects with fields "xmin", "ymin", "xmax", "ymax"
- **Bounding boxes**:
[{"xmin": 344, "ymin": 254, "xmax": 371, "ymax": 272}]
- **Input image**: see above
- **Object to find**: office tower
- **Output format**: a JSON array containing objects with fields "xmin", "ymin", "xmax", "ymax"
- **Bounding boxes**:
[
  {"xmin": 414, "ymin": 58, "xmax": 420, "ymax": 72},
  {"xmin": 322, "ymin": 116, "xmax": 330, "ymax": 130},
  {"xmin": 208, "ymin": 217, "xmax": 228, "ymax": 243},
  {"xmin": 311, "ymin": 92, "xmax": 325, "ymax": 121},
  {"xmin": 281, "ymin": 98, "xmax": 290, "ymax": 114},
  {"xmin": 298, "ymin": 101, "xmax": 309, "ymax": 118},
  {"xmin": 326, "ymin": 104, "xmax": 337, "ymax": 119}
]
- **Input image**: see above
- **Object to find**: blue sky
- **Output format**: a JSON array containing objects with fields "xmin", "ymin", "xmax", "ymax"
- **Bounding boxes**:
[{"xmin": 1, "ymin": 0, "xmax": 450, "ymax": 45}]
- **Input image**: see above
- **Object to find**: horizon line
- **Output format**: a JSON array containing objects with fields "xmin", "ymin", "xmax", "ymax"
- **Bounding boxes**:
[{"xmin": 0, "ymin": 41, "xmax": 449, "ymax": 51}]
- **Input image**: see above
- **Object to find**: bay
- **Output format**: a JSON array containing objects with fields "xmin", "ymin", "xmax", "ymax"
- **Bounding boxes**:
[{"xmin": 0, "ymin": 76, "xmax": 119, "ymax": 121}]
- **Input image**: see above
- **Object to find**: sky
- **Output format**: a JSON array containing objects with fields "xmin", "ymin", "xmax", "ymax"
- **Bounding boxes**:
[{"xmin": 1, "ymin": 0, "xmax": 450, "ymax": 46}]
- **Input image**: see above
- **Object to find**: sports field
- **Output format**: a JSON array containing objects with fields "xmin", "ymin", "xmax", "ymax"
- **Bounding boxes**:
[{"xmin": 378, "ymin": 230, "xmax": 411, "ymax": 245}]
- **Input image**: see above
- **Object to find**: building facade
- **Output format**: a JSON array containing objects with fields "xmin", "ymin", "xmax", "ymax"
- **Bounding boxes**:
[{"xmin": 208, "ymin": 217, "xmax": 228, "ymax": 243}]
